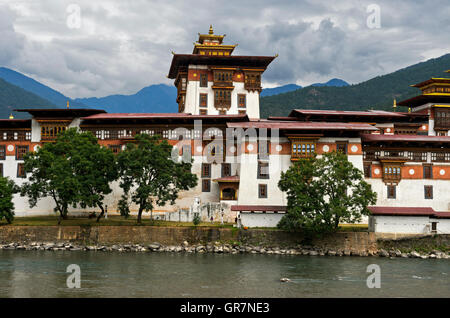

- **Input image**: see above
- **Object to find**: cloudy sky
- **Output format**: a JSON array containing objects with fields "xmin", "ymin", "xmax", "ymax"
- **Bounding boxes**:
[{"xmin": 0, "ymin": 0, "xmax": 449, "ymax": 98}]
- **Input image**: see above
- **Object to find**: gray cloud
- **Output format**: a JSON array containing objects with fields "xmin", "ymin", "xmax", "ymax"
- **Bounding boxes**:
[{"xmin": 0, "ymin": 0, "xmax": 449, "ymax": 97}]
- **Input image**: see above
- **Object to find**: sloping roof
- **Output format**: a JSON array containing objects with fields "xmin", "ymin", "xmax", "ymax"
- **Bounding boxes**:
[
  {"xmin": 369, "ymin": 206, "xmax": 450, "ymax": 219},
  {"xmin": 213, "ymin": 175, "xmax": 240, "ymax": 182},
  {"xmin": 227, "ymin": 121, "xmax": 378, "ymax": 131},
  {"xmin": 397, "ymin": 94, "xmax": 450, "ymax": 107},
  {"xmin": 0, "ymin": 119, "xmax": 31, "ymax": 128},
  {"xmin": 231, "ymin": 205, "xmax": 287, "ymax": 212},
  {"xmin": 361, "ymin": 134, "xmax": 450, "ymax": 143},
  {"xmin": 15, "ymin": 108, "xmax": 106, "ymax": 118},
  {"xmin": 289, "ymin": 109, "xmax": 408, "ymax": 118},
  {"xmin": 168, "ymin": 54, "xmax": 276, "ymax": 78},
  {"xmin": 368, "ymin": 206, "xmax": 435, "ymax": 216}
]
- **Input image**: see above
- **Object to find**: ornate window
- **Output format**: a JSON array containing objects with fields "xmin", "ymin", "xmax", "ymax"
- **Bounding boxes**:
[
  {"xmin": 41, "ymin": 123, "xmax": 68, "ymax": 140},
  {"xmin": 435, "ymin": 108, "xmax": 450, "ymax": 128},
  {"xmin": 16, "ymin": 145, "xmax": 29, "ymax": 160},
  {"xmin": 200, "ymin": 74, "xmax": 208, "ymax": 87},
  {"xmin": 383, "ymin": 165, "xmax": 402, "ymax": 183},
  {"xmin": 200, "ymin": 94, "xmax": 208, "ymax": 107},
  {"xmin": 244, "ymin": 72, "xmax": 261, "ymax": 91},
  {"xmin": 0, "ymin": 145, "xmax": 5, "ymax": 160},
  {"xmin": 408, "ymin": 151, "xmax": 427, "ymax": 162},
  {"xmin": 214, "ymin": 89, "xmax": 231, "ymax": 109},
  {"xmin": 291, "ymin": 140, "xmax": 316, "ymax": 159},
  {"xmin": 201, "ymin": 163, "xmax": 211, "ymax": 178},
  {"xmin": 431, "ymin": 152, "xmax": 450, "ymax": 162},
  {"xmin": 238, "ymin": 94, "xmax": 246, "ymax": 108},
  {"xmin": 200, "ymin": 109, "xmax": 207, "ymax": 115}
]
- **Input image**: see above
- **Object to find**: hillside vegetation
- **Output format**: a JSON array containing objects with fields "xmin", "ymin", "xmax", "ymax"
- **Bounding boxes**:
[{"xmin": 260, "ymin": 54, "xmax": 450, "ymax": 118}]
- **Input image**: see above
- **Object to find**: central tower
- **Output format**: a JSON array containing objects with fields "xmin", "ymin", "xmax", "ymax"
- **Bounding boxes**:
[{"xmin": 168, "ymin": 26, "xmax": 276, "ymax": 119}]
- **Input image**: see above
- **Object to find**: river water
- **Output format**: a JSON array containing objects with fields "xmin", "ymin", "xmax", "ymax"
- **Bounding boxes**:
[{"xmin": 0, "ymin": 250, "xmax": 448, "ymax": 298}]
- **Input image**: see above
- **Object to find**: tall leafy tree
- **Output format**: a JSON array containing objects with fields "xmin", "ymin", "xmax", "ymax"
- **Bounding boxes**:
[
  {"xmin": 59, "ymin": 129, "xmax": 119, "ymax": 222},
  {"xmin": 21, "ymin": 133, "xmax": 80, "ymax": 224},
  {"xmin": 117, "ymin": 134, "xmax": 198, "ymax": 223},
  {"xmin": 0, "ymin": 177, "xmax": 19, "ymax": 224},
  {"xmin": 278, "ymin": 151, "xmax": 377, "ymax": 235}
]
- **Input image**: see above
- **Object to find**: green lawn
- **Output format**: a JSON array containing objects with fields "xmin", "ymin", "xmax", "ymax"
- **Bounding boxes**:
[{"xmin": 0, "ymin": 215, "xmax": 234, "ymax": 227}]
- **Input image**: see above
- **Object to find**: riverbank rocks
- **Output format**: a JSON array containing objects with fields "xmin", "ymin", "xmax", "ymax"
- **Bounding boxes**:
[{"xmin": 0, "ymin": 241, "xmax": 448, "ymax": 259}]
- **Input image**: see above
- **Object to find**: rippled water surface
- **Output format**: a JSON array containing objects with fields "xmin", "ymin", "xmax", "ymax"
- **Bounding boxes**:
[{"xmin": 0, "ymin": 250, "xmax": 449, "ymax": 297}]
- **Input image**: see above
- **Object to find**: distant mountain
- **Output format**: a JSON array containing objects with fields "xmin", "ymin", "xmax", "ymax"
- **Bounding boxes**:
[
  {"xmin": 261, "ymin": 84, "xmax": 302, "ymax": 97},
  {"xmin": 260, "ymin": 53, "xmax": 450, "ymax": 118},
  {"xmin": 311, "ymin": 78, "xmax": 349, "ymax": 87},
  {"xmin": 0, "ymin": 78, "xmax": 56, "ymax": 119},
  {"xmin": 0, "ymin": 67, "xmax": 86, "ymax": 107},
  {"xmin": 75, "ymin": 84, "xmax": 178, "ymax": 113}
]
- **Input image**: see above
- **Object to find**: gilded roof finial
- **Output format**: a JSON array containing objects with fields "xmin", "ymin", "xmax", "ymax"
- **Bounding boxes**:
[
  {"xmin": 393, "ymin": 98, "xmax": 397, "ymax": 111},
  {"xmin": 67, "ymin": 100, "xmax": 70, "ymax": 109},
  {"xmin": 408, "ymin": 107, "xmax": 411, "ymax": 113},
  {"xmin": 209, "ymin": 25, "xmax": 214, "ymax": 35},
  {"xmin": 9, "ymin": 113, "xmax": 14, "ymax": 119}
]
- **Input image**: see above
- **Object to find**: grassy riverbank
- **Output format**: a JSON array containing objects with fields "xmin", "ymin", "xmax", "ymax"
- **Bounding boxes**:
[
  {"xmin": 0, "ymin": 215, "xmax": 234, "ymax": 227},
  {"xmin": 1, "ymin": 216, "xmax": 369, "ymax": 231}
]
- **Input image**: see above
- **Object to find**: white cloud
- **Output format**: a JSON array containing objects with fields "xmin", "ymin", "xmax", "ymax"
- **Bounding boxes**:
[{"xmin": 0, "ymin": 0, "xmax": 449, "ymax": 98}]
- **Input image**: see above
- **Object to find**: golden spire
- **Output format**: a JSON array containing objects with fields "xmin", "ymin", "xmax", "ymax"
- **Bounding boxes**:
[
  {"xmin": 9, "ymin": 113, "xmax": 14, "ymax": 119},
  {"xmin": 209, "ymin": 25, "xmax": 214, "ymax": 35},
  {"xmin": 393, "ymin": 98, "xmax": 397, "ymax": 111},
  {"xmin": 408, "ymin": 107, "xmax": 411, "ymax": 113},
  {"xmin": 67, "ymin": 100, "xmax": 70, "ymax": 109}
]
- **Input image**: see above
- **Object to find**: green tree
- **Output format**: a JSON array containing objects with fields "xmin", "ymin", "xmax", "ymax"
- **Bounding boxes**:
[
  {"xmin": 117, "ymin": 134, "xmax": 198, "ymax": 224},
  {"xmin": 0, "ymin": 177, "xmax": 19, "ymax": 224},
  {"xmin": 59, "ymin": 129, "xmax": 119, "ymax": 222},
  {"xmin": 21, "ymin": 133, "xmax": 80, "ymax": 224},
  {"xmin": 278, "ymin": 151, "xmax": 377, "ymax": 235}
]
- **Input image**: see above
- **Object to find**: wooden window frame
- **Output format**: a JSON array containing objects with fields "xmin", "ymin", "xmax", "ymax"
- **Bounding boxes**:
[
  {"xmin": 200, "ymin": 109, "xmax": 208, "ymax": 115},
  {"xmin": 0, "ymin": 145, "xmax": 5, "ymax": 160},
  {"xmin": 424, "ymin": 185, "xmax": 433, "ymax": 200},
  {"xmin": 336, "ymin": 142, "xmax": 348, "ymax": 154},
  {"xmin": 202, "ymin": 179, "xmax": 211, "ymax": 192},
  {"xmin": 387, "ymin": 185, "xmax": 396, "ymax": 199},
  {"xmin": 108, "ymin": 145, "xmax": 121, "ymax": 155},
  {"xmin": 200, "ymin": 74, "xmax": 208, "ymax": 87},
  {"xmin": 200, "ymin": 93, "xmax": 208, "ymax": 108},
  {"xmin": 17, "ymin": 163, "xmax": 26, "ymax": 178},
  {"xmin": 258, "ymin": 184, "xmax": 268, "ymax": 198},
  {"xmin": 257, "ymin": 161, "xmax": 269, "ymax": 179},
  {"xmin": 258, "ymin": 141, "xmax": 269, "ymax": 160},
  {"xmin": 291, "ymin": 139, "xmax": 316, "ymax": 159},
  {"xmin": 238, "ymin": 94, "xmax": 246, "ymax": 108},
  {"xmin": 382, "ymin": 165, "xmax": 402, "ymax": 183},
  {"xmin": 221, "ymin": 163, "xmax": 231, "ymax": 178},
  {"xmin": 423, "ymin": 164, "xmax": 433, "ymax": 179},
  {"xmin": 16, "ymin": 145, "xmax": 29, "ymax": 160},
  {"xmin": 201, "ymin": 163, "xmax": 211, "ymax": 178},
  {"xmin": 363, "ymin": 163, "xmax": 372, "ymax": 178}
]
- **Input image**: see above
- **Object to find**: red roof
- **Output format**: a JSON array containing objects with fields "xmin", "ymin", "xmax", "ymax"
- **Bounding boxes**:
[
  {"xmin": 168, "ymin": 54, "xmax": 276, "ymax": 78},
  {"xmin": 231, "ymin": 205, "xmax": 287, "ymax": 212},
  {"xmin": 369, "ymin": 207, "xmax": 450, "ymax": 219},
  {"xmin": 227, "ymin": 121, "xmax": 378, "ymax": 131},
  {"xmin": 290, "ymin": 109, "xmax": 408, "ymax": 117},
  {"xmin": 362, "ymin": 134, "xmax": 450, "ymax": 143},
  {"xmin": 369, "ymin": 206, "xmax": 435, "ymax": 216},
  {"xmin": 82, "ymin": 113, "xmax": 248, "ymax": 120}
]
